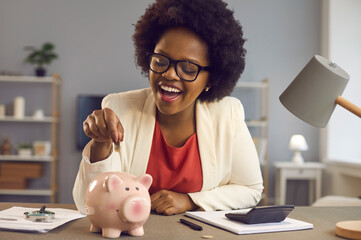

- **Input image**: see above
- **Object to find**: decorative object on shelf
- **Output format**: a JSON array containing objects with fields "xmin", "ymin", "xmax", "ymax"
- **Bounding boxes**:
[
  {"xmin": 289, "ymin": 135, "xmax": 308, "ymax": 164},
  {"xmin": 0, "ymin": 138, "xmax": 11, "ymax": 155},
  {"xmin": 24, "ymin": 42, "xmax": 58, "ymax": 77},
  {"xmin": 17, "ymin": 143, "xmax": 32, "ymax": 156},
  {"xmin": 14, "ymin": 96, "xmax": 25, "ymax": 119},
  {"xmin": 0, "ymin": 104, "xmax": 5, "ymax": 118},
  {"xmin": 32, "ymin": 109, "xmax": 44, "ymax": 119},
  {"xmin": 280, "ymin": 55, "xmax": 361, "ymax": 128},
  {"xmin": 33, "ymin": 141, "xmax": 51, "ymax": 156}
]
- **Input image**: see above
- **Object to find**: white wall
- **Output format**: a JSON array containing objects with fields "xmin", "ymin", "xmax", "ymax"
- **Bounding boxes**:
[
  {"xmin": 321, "ymin": 0, "xmax": 361, "ymax": 197},
  {"xmin": 325, "ymin": 0, "xmax": 361, "ymax": 162},
  {"xmin": 0, "ymin": 0, "xmax": 321, "ymax": 204}
]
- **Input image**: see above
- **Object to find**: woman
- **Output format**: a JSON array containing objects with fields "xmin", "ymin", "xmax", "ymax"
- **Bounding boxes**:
[{"xmin": 73, "ymin": 0, "xmax": 263, "ymax": 215}]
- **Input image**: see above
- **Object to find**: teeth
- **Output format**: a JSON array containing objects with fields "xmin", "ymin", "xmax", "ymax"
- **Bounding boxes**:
[{"xmin": 160, "ymin": 85, "xmax": 181, "ymax": 93}]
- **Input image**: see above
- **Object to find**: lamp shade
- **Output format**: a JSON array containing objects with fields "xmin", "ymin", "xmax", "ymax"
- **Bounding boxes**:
[
  {"xmin": 280, "ymin": 55, "xmax": 350, "ymax": 128},
  {"xmin": 289, "ymin": 134, "xmax": 308, "ymax": 151}
]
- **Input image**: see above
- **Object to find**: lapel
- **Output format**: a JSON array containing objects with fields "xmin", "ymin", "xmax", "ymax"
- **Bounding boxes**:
[
  {"xmin": 130, "ymin": 92, "xmax": 156, "ymax": 176},
  {"xmin": 196, "ymin": 101, "xmax": 217, "ymax": 191}
]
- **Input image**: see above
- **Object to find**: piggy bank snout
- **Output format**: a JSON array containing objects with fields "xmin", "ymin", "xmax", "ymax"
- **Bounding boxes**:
[{"xmin": 122, "ymin": 197, "xmax": 150, "ymax": 223}]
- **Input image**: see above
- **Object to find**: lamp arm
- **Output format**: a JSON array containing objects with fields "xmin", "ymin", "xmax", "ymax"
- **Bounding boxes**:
[{"xmin": 336, "ymin": 96, "xmax": 361, "ymax": 118}]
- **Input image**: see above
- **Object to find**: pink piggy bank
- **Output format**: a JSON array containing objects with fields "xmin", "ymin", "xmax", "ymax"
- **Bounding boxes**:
[{"xmin": 85, "ymin": 172, "xmax": 153, "ymax": 238}]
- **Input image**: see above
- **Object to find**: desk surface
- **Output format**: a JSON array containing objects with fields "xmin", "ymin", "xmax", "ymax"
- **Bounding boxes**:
[{"xmin": 1, "ymin": 203, "xmax": 360, "ymax": 240}]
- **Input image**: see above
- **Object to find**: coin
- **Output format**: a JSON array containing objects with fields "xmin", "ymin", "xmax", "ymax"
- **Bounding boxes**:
[
  {"xmin": 201, "ymin": 235, "xmax": 214, "ymax": 239},
  {"xmin": 114, "ymin": 141, "xmax": 120, "ymax": 152}
]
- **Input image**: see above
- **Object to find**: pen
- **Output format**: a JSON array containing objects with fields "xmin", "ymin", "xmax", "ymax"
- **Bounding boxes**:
[{"xmin": 179, "ymin": 218, "xmax": 203, "ymax": 231}]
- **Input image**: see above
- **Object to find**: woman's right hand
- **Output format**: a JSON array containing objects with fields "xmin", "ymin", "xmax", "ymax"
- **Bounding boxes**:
[{"xmin": 83, "ymin": 108, "xmax": 124, "ymax": 162}]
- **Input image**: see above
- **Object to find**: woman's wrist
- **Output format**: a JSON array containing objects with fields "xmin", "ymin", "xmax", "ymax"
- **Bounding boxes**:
[
  {"xmin": 187, "ymin": 194, "xmax": 199, "ymax": 211},
  {"xmin": 89, "ymin": 140, "xmax": 113, "ymax": 163}
]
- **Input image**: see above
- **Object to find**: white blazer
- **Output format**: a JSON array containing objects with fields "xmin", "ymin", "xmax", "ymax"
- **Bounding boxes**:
[{"xmin": 73, "ymin": 88, "xmax": 263, "ymax": 214}]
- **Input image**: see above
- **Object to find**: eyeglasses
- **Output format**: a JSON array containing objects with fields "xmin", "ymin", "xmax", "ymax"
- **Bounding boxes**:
[{"xmin": 148, "ymin": 52, "xmax": 211, "ymax": 82}]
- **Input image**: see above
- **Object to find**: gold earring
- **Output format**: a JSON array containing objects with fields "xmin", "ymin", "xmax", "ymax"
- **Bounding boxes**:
[{"xmin": 205, "ymin": 87, "xmax": 210, "ymax": 92}]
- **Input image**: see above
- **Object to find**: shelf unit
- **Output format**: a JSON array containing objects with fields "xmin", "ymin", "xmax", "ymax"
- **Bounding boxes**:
[
  {"xmin": 0, "ymin": 116, "xmax": 56, "ymax": 123},
  {"xmin": 0, "ymin": 75, "xmax": 61, "ymax": 203},
  {"xmin": 234, "ymin": 78, "xmax": 269, "ymax": 205}
]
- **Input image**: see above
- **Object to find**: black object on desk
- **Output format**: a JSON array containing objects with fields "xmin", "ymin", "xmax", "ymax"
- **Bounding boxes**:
[
  {"xmin": 225, "ymin": 205, "xmax": 294, "ymax": 224},
  {"xmin": 180, "ymin": 218, "xmax": 203, "ymax": 231},
  {"xmin": 24, "ymin": 205, "xmax": 55, "ymax": 222}
]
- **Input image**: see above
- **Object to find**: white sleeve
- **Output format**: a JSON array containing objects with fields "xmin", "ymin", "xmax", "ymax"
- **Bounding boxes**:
[
  {"xmin": 188, "ymin": 99, "xmax": 263, "ymax": 211},
  {"xmin": 72, "ymin": 141, "xmax": 121, "ymax": 214}
]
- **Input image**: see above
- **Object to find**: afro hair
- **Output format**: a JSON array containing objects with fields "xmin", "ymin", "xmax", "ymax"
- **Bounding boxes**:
[{"xmin": 133, "ymin": 0, "xmax": 246, "ymax": 102}]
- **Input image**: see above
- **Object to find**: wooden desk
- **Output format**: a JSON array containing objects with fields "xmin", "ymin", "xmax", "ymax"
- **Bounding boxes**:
[{"xmin": 1, "ymin": 203, "xmax": 360, "ymax": 240}]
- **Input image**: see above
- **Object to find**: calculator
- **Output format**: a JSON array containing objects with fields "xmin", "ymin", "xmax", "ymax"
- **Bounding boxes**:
[{"xmin": 225, "ymin": 205, "xmax": 294, "ymax": 224}]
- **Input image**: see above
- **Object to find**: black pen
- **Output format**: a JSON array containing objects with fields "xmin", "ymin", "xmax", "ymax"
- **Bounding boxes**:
[{"xmin": 179, "ymin": 218, "xmax": 203, "ymax": 231}]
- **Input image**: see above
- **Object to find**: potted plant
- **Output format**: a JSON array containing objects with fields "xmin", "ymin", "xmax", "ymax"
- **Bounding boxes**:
[
  {"xmin": 24, "ymin": 42, "xmax": 58, "ymax": 77},
  {"xmin": 17, "ymin": 143, "xmax": 33, "ymax": 156}
]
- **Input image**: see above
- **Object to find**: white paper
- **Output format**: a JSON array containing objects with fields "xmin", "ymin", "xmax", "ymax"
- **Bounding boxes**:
[
  {"xmin": 185, "ymin": 209, "xmax": 313, "ymax": 235},
  {"xmin": 0, "ymin": 206, "xmax": 86, "ymax": 233}
]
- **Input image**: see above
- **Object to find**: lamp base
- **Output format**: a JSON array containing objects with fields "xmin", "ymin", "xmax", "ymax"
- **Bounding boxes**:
[
  {"xmin": 291, "ymin": 151, "xmax": 304, "ymax": 164},
  {"xmin": 335, "ymin": 220, "xmax": 361, "ymax": 240}
]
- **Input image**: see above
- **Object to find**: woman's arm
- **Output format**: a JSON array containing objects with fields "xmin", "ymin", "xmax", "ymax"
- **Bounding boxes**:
[
  {"xmin": 72, "ymin": 142, "xmax": 121, "ymax": 214},
  {"xmin": 73, "ymin": 95, "xmax": 124, "ymax": 213}
]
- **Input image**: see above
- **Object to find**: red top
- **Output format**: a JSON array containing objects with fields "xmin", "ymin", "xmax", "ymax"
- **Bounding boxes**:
[{"xmin": 146, "ymin": 121, "xmax": 203, "ymax": 195}]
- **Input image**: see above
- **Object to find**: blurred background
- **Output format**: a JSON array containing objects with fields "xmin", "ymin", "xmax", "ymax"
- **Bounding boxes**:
[{"xmin": 0, "ymin": 0, "xmax": 360, "ymax": 206}]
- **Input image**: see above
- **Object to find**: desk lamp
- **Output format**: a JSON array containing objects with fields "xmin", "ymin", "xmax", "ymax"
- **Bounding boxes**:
[
  {"xmin": 280, "ymin": 55, "xmax": 361, "ymax": 239},
  {"xmin": 280, "ymin": 55, "xmax": 361, "ymax": 127}
]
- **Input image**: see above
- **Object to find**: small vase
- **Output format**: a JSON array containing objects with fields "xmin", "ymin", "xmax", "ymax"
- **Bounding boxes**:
[
  {"xmin": 18, "ymin": 148, "xmax": 32, "ymax": 156},
  {"xmin": 35, "ymin": 68, "xmax": 46, "ymax": 77}
]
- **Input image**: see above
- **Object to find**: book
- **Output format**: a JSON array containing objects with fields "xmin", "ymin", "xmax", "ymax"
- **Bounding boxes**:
[{"xmin": 185, "ymin": 209, "xmax": 313, "ymax": 235}]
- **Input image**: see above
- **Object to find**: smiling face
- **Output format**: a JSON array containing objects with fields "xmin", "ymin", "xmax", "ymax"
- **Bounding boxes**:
[{"xmin": 149, "ymin": 27, "xmax": 210, "ymax": 117}]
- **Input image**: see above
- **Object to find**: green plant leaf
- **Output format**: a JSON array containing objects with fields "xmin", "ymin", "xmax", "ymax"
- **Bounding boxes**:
[{"xmin": 23, "ymin": 42, "xmax": 58, "ymax": 68}]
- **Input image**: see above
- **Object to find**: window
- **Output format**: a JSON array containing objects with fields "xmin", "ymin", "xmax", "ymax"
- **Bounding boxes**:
[{"xmin": 321, "ymin": 0, "xmax": 361, "ymax": 163}]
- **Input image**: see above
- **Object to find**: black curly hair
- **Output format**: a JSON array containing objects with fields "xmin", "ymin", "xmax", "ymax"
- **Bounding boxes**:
[{"xmin": 133, "ymin": 0, "xmax": 246, "ymax": 102}]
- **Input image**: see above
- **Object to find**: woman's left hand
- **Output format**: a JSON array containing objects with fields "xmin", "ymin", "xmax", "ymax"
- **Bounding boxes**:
[{"xmin": 150, "ymin": 190, "xmax": 198, "ymax": 215}]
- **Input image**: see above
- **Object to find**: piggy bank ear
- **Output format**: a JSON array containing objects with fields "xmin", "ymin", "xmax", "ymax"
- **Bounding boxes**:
[
  {"xmin": 104, "ymin": 175, "xmax": 123, "ymax": 192},
  {"xmin": 137, "ymin": 174, "xmax": 152, "ymax": 189}
]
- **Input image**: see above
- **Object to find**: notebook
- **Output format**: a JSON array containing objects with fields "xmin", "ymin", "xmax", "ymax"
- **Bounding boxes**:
[{"xmin": 185, "ymin": 209, "xmax": 313, "ymax": 235}]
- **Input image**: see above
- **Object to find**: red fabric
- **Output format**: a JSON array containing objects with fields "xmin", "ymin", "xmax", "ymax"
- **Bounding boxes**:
[{"xmin": 146, "ymin": 121, "xmax": 203, "ymax": 195}]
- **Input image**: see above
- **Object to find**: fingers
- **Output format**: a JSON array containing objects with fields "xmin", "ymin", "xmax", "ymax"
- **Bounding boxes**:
[
  {"xmin": 151, "ymin": 190, "xmax": 171, "ymax": 215},
  {"xmin": 83, "ymin": 108, "xmax": 123, "ymax": 143},
  {"xmin": 83, "ymin": 114, "xmax": 106, "ymax": 142},
  {"xmin": 83, "ymin": 121, "xmax": 98, "ymax": 140},
  {"xmin": 151, "ymin": 197, "xmax": 176, "ymax": 215},
  {"xmin": 154, "ymin": 203, "xmax": 177, "ymax": 216},
  {"xmin": 150, "ymin": 190, "xmax": 187, "ymax": 216},
  {"xmin": 150, "ymin": 191, "xmax": 165, "ymax": 209},
  {"xmin": 104, "ymin": 108, "xmax": 124, "ymax": 143}
]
